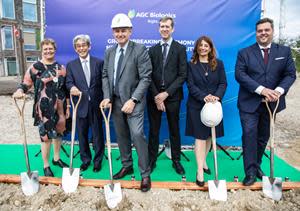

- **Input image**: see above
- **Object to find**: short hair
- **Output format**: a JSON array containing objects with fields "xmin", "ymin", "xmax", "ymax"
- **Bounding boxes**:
[
  {"xmin": 159, "ymin": 16, "xmax": 174, "ymax": 28},
  {"xmin": 40, "ymin": 38, "xmax": 56, "ymax": 50},
  {"xmin": 73, "ymin": 34, "xmax": 91, "ymax": 48},
  {"xmin": 256, "ymin": 18, "xmax": 274, "ymax": 30}
]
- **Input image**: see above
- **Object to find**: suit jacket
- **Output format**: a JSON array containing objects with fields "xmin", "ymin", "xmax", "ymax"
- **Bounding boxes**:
[
  {"xmin": 235, "ymin": 43, "xmax": 296, "ymax": 113},
  {"xmin": 148, "ymin": 40, "xmax": 187, "ymax": 101},
  {"xmin": 102, "ymin": 41, "xmax": 152, "ymax": 112},
  {"xmin": 187, "ymin": 59, "xmax": 227, "ymax": 109},
  {"xmin": 66, "ymin": 56, "xmax": 103, "ymax": 118}
]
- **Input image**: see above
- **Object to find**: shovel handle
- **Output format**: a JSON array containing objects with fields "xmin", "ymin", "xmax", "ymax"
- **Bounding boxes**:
[
  {"xmin": 69, "ymin": 92, "xmax": 82, "ymax": 169},
  {"xmin": 211, "ymin": 126, "xmax": 218, "ymax": 181},
  {"xmin": 13, "ymin": 96, "xmax": 32, "ymax": 175}
]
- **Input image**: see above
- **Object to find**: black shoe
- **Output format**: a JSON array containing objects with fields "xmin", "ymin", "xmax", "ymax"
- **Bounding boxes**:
[
  {"xmin": 203, "ymin": 168, "xmax": 211, "ymax": 175},
  {"xmin": 256, "ymin": 168, "xmax": 265, "ymax": 180},
  {"xmin": 80, "ymin": 163, "xmax": 90, "ymax": 171},
  {"xmin": 172, "ymin": 161, "xmax": 185, "ymax": 175},
  {"xmin": 93, "ymin": 164, "xmax": 101, "ymax": 173},
  {"xmin": 243, "ymin": 175, "xmax": 257, "ymax": 186},
  {"xmin": 52, "ymin": 159, "xmax": 69, "ymax": 168},
  {"xmin": 140, "ymin": 176, "xmax": 151, "ymax": 192},
  {"xmin": 113, "ymin": 167, "xmax": 134, "ymax": 179},
  {"xmin": 195, "ymin": 173, "xmax": 205, "ymax": 187},
  {"xmin": 44, "ymin": 166, "xmax": 54, "ymax": 177}
]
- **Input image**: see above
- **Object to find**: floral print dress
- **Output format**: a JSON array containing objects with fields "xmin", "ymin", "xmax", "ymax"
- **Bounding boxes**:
[{"xmin": 19, "ymin": 61, "xmax": 67, "ymax": 142}]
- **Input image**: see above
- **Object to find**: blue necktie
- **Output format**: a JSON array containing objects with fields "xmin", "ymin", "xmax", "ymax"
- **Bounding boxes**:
[{"xmin": 114, "ymin": 48, "xmax": 124, "ymax": 96}]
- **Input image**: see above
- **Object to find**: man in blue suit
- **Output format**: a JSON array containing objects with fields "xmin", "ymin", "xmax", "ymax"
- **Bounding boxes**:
[
  {"xmin": 235, "ymin": 18, "xmax": 296, "ymax": 186},
  {"xmin": 66, "ymin": 34, "xmax": 104, "ymax": 172}
]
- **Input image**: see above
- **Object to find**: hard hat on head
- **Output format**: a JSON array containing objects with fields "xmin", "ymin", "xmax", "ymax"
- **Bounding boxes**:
[
  {"xmin": 200, "ymin": 101, "xmax": 223, "ymax": 127},
  {"xmin": 111, "ymin": 13, "xmax": 133, "ymax": 28}
]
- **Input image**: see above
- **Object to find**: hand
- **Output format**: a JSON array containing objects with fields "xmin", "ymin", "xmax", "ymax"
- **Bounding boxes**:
[
  {"xmin": 70, "ymin": 86, "xmax": 81, "ymax": 96},
  {"xmin": 121, "ymin": 99, "xmax": 136, "ymax": 114},
  {"xmin": 66, "ymin": 107, "xmax": 70, "ymax": 119},
  {"xmin": 156, "ymin": 101, "xmax": 166, "ymax": 112},
  {"xmin": 100, "ymin": 99, "xmax": 111, "ymax": 108},
  {"xmin": 154, "ymin": 92, "xmax": 169, "ymax": 105},
  {"xmin": 261, "ymin": 88, "xmax": 281, "ymax": 102},
  {"xmin": 12, "ymin": 89, "xmax": 25, "ymax": 99},
  {"xmin": 204, "ymin": 94, "xmax": 219, "ymax": 103}
]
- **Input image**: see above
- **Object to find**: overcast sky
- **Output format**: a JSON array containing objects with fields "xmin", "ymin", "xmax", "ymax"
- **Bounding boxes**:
[{"xmin": 264, "ymin": 0, "xmax": 300, "ymax": 39}]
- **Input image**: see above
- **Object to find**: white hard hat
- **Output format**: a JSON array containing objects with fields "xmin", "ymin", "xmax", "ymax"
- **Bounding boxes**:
[
  {"xmin": 111, "ymin": 13, "xmax": 133, "ymax": 28},
  {"xmin": 200, "ymin": 101, "xmax": 223, "ymax": 127}
]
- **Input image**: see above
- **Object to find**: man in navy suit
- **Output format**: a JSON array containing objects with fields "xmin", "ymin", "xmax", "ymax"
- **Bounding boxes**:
[
  {"xmin": 66, "ymin": 34, "xmax": 104, "ymax": 172},
  {"xmin": 235, "ymin": 18, "xmax": 296, "ymax": 186}
]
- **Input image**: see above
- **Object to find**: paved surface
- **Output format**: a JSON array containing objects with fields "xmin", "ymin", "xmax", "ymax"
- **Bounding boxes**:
[{"xmin": 0, "ymin": 76, "xmax": 20, "ymax": 95}]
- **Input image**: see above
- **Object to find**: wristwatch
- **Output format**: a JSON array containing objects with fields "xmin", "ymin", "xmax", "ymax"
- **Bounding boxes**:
[{"xmin": 131, "ymin": 97, "xmax": 139, "ymax": 104}]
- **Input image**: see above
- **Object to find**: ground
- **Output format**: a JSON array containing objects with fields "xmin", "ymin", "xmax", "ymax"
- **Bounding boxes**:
[{"xmin": 0, "ymin": 76, "xmax": 299, "ymax": 210}]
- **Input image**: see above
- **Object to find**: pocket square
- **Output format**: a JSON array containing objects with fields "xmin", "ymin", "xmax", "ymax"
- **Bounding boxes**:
[{"xmin": 275, "ymin": 57, "xmax": 285, "ymax": 60}]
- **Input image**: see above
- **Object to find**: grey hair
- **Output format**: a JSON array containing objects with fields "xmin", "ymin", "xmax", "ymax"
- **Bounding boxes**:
[{"xmin": 73, "ymin": 34, "xmax": 91, "ymax": 48}]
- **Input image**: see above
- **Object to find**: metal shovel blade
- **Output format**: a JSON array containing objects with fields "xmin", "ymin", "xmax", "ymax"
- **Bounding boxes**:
[
  {"xmin": 104, "ymin": 182, "xmax": 122, "ymax": 209},
  {"xmin": 62, "ymin": 167, "xmax": 80, "ymax": 193},
  {"xmin": 262, "ymin": 176, "xmax": 282, "ymax": 201},
  {"xmin": 208, "ymin": 179, "xmax": 227, "ymax": 201},
  {"xmin": 21, "ymin": 171, "xmax": 39, "ymax": 196}
]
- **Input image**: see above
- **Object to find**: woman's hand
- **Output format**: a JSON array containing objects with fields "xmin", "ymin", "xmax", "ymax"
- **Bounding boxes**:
[
  {"xmin": 12, "ymin": 89, "xmax": 25, "ymax": 99},
  {"xmin": 204, "ymin": 94, "xmax": 220, "ymax": 103}
]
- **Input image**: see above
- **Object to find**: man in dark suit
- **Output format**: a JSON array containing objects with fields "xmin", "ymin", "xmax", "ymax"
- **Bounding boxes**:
[
  {"xmin": 147, "ymin": 17, "xmax": 187, "ymax": 175},
  {"xmin": 235, "ymin": 18, "xmax": 296, "ymax": 186},
  {"xmin": 66, "ymin": 34, "xmax": 104, "ymax": 173},
  {"xmin": 101, "ymin": 13, "xmax": 152, "ymax": 192}
]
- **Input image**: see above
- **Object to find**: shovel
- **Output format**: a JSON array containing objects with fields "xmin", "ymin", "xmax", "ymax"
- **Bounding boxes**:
[
  {"xmin": 14, "ymin": 96, "xmax": 39, "ymax": 196},
  {"xmin": 208, "ymin": 126, "xmax": 227, "ymax": 201},
  {"xmin": 62, "ymin": 92, "xmax": 82, "ymax": 193},
  {"xmin": 100, "ymin": 102, "xmax": 122, "ymax": 209},
  {"xmin": 263, "ymin": 99, "xmax": 282, "ymax": 201}
]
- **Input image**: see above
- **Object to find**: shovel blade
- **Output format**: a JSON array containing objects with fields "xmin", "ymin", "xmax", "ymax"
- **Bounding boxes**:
[
  {"xmin": 262, "ymin": 176, "xmax": 282, "ymax": 201},
  {"xmin": 62, "ymin": 167, "xmax": 80, "ymax": 193},
  {"xmin": 21, "ymin": 171, "xmax": 39, "ymax": 196},
  {"xmin": 208, "ymin": 179, "xmax": 227, "ymax": 201},
  {"xmin": 104, "ymin": 182, "xmax": 122, "ymax": 209}
]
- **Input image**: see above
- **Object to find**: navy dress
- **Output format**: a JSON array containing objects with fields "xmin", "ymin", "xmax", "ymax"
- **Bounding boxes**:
[{"xmin": 185, "ymin": 60, "xmax": 227, "ymax": 140}]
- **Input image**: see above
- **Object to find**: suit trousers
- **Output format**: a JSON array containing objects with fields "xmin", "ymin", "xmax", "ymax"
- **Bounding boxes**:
[
  {"xmin": 77, "ymin": 101, "xmax": 104, "ymax": 165},
  {"xmin": 147, "ymin": 99, "xmax": 182, "ymax": 162},
  {"xmin": 112, "ymin": 97, "xmax": 151, "ymax": 178},
  {"xmin": 239, "ymin": 103, "xmax": 271, "ymax": 176}
]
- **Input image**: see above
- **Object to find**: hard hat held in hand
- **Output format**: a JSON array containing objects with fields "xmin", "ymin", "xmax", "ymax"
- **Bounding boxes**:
[
  {"xmin": 200, "ymin": 101, "xmax": 223, "ymax": 127},
  {"xmin": 111, "ymin": 13, "xmax": 133, "ymax": 28}
]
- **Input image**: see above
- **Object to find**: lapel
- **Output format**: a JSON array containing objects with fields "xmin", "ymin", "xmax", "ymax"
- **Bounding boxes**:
[
  {"xmin": 266, "ymin": 43, "xmax": 277, "ymax": 72},
  {"xmin": 118, "ymin": 41, "xmax": 133, "ymax": 79},
  {"xmin": 76, "ymin": 58, "xmax": 89, "ymax": 88},
  {"xmin": 110, "ymin": 46, "xmax": 117, "ymax": 86},
  {"xmin": 252, "ymin": 43, "xmax": 265, "ymax": 71},
  {"xmin": 164, "ymin": 40, "xmax": 174, "ymax": 67}
]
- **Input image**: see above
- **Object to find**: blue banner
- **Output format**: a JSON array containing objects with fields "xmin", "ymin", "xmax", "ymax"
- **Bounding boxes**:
[{"xmin": 46, "ymin": 0, "xmax": 262, "ymax": 146}]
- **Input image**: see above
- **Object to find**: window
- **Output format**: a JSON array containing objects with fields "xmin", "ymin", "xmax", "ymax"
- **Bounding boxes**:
[
  {"xmin": 5, "ymin": 57, "xmax": 17, "ymax": 76},
  {"xmin": 1, "ymin": 0, "xmax": 15, "ymax": 19},
  {"xmin": 23, "ymin": 0, "xmax": 37, "ymax": 22},
  {"xmin": 26, "ymin": 56, "xmax": 38, "ymax": 68},
  {"xmin": 1, "ymin": 26, "xmax": 13, "ymax": 49},
  {"xmin": 23, "ymin": 28, "xmax": 37, "ymax": 50}
]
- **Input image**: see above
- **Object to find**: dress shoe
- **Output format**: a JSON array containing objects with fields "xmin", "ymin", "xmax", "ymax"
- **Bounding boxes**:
[
  {"xmin": 113, "ymin": 167, "xmax": 134, "ymax": 179},
  {"xmin": 93, "ymin": 164, "xmax": 101, "ymax": 173},
  {"xmin": 243, "ymin": 175, "xmax": 257, "ymax": 186},
  {"xmin": 256, "ymin": 168, "xmax": 265, "ymax": 180},
  {"xmin": 172, "ymin": 161, "xmax": 185, "ymax": 175},
  {"xmin": 52, "ymin": 159, "xmax": 69, "ymax": 168},
  {"xmin": 195, "ymin": 173, "xmax": 205, "ymax": 187},
  {"xmin": 80, "ymin": 163, "xmax": 90, "ymax": 171},
  {"xmin": 140, "ymin": 176, "xmax": 151, "ymax": 192},
  {"xmin": 203, "ymin": 168, "xmax": 211, "ymax": 175},
  {"xmin": 44, "ymin": 166, "xmax": 54, "ymax": 177}
]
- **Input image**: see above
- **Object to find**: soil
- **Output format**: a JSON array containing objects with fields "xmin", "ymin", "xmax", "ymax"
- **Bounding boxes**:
[{"xmin": 0, "ymin": 76, "xmax": 299, "ymax": 210}]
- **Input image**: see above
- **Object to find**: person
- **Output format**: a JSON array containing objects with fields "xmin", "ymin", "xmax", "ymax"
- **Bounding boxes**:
[
  {"xmin": 66, "ymin": 34, "xmax": 105, "ymax": 172},
  {"xmin": 101, "ymin": 13, "xmax": 152, "ymax": 192},
  {"xmin": 185, "ymin": 36, "xmax": 227, "ymax": 187},
  {"xmin": 235, "ymin": 18, "xmax": 296, "ymax": 186},
  {"xmin": 147, "ymin": 17, "xmax": 187, "ymax": 175},
  {"xmin": 12, "ymin": 38, "xmax": 69, "ymax": 177}
]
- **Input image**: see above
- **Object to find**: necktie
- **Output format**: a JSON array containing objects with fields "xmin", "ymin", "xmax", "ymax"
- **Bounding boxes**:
[
  {"xmin": 263, "ymin": 48, "xmax": 269, "ymax": 65},
  {"xmin": 82, "ymin": 60, "xmax": 90, "ymax": 87},
  {"xmin": 161, "ymin": 43, "xmax": 168, "ymax": 90},
  {"xmin": 114, "ymin": 48, "xmax": 124, "ymax": 96},
  {"xmin": 162, "ymin": 43, "xmax": 168, "ymax": 66}
]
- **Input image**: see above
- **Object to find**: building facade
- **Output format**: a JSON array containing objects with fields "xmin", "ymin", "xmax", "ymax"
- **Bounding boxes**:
[{"xmin": 0, "ymin": 0, "xmax": 42, "ymax": 77}]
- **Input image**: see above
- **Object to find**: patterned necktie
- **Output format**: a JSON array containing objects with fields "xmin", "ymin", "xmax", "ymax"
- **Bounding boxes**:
[
  {"xmin": 82, "ymin": 60, "xmax": 90, "ymax": 87},
  {"xmin": 263, "ymin": 48, "xmax": 269, "ymax": 65},
  {"xmin": 114, "ymin": 48, "xmax": 124, "ymax": 96}
]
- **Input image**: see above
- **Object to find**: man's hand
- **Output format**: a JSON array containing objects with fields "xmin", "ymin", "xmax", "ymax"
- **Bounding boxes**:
[
  {"xmin": 156, "ymin": 101, "xmax": 166, "ymax": 112},
  {"xmin": 154, "ymin": 91, "xmax": 169, "ymax": 105},
  {"xmin": 100, "ymin": 99, "xmax": 111, "ymax": 108},
  {"xmin": 204, "ymin": 94, "xmax": 220, "ymax": 103},
  {"xmin": 121, "ymin": 99, "xmax": 136, "ymax": 114},
  {"xmin": 70, "ymin": 86, "xmax": 81, "ymax": 96},
  {"xmin": 261, "ymin": 88, "xmax": 281, "ymax": 102},
  {"xmin": 12, "ymin": 89, "xmax": 25, "ymax": 99}
]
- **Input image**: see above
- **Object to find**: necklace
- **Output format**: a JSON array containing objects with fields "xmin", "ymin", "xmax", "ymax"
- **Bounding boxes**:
[{"xmin": 200, "ymin": 62, "xmax": 209, "ymax": 76}]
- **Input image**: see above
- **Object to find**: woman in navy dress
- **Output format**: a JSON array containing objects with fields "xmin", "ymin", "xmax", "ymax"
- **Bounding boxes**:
[{"xmin": 185, "ymin": 36, "xmax": 227, "ymax": 186}]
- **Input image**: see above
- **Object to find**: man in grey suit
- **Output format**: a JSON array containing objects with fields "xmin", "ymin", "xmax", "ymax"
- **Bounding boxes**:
[{"xmin": 101, "ymin": 13, "xmax": 152, "ymax": 192}]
